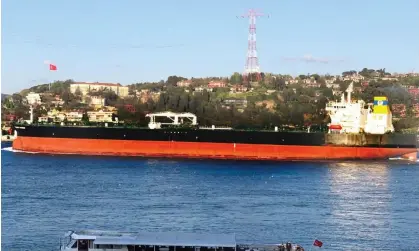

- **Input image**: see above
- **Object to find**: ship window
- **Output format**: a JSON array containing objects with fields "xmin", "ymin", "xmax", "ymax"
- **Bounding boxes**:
[{"xmin": 96, "ymin": 244, "xmax": 114, "ymax": 249}]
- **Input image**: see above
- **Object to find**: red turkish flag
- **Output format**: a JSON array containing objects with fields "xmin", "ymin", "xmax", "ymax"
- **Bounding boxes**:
[
  {"xmin": 49, "ymin": 64, "xmax": 57, "ymax": 71},
  {"xmin": 313, "ymin": 239, "xmax": 323, "ymax": 247}
]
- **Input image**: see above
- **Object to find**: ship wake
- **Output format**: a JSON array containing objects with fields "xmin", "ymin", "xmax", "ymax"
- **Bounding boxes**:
[
  {"xmin": 1, "ymin": 146, "xmax": 40, "ymax": 154},
  {"xmin": 389, "ymin": 156, "xmax": 419, "ymax": 162}
]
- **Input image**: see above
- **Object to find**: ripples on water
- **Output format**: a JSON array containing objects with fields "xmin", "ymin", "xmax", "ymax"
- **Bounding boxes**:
[{"xmin": 1, "ymin": 143, "xmax": 419, "ymax": 251}]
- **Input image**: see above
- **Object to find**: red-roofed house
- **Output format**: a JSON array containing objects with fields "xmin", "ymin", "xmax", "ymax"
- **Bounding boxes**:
[{"xmin": 208, "ymin": 81, "xmax": 226, "ymax": 88}]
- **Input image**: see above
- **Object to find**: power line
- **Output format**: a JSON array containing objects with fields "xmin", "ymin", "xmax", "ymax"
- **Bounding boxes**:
[{"xmin": 2, "ymin": 36, "xmax": 186, "ymax": 50}]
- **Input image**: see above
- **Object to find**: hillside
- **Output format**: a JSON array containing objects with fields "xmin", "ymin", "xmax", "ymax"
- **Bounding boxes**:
[
  {"xmin": 1, "ymin": 93, "xmax": 10, "ymax": 101},
  {"xmin": 2, "ymin": 70, "xmax": 419, "ymax": 131}
]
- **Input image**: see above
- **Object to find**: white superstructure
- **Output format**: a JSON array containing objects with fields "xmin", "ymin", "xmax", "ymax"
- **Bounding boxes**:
[
  {"xmin": 146, "ymin": 112, "xmax": 197, "ymax": 129},
  {"xmin": 325, "ymin": 82, "xmax": 394, "ymax": 135}
]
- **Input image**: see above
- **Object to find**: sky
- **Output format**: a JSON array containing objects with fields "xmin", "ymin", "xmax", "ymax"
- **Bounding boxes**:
[{"xmin": 1, "ymin": 0, "xmax": 419, "ymax": 94}]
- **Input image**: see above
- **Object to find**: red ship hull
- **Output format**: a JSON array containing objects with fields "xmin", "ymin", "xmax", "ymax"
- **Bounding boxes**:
[{"xmin": 12, "ymin": 136, "xmax": 417, "ymax": 160}]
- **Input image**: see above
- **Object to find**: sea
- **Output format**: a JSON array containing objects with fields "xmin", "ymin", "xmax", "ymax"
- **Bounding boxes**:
[{"xmin": 1, "ymin": 142, "xmax": 419, "ymax": 251}]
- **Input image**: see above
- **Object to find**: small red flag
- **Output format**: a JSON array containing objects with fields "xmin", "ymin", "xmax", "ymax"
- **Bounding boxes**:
[
  {"xmin": 49, "ymin": 64, "xmax": 57, "ymax": 71},
  {"xmin": 313, "ymin": 239, "xmax": 323, "ymax": 247}
]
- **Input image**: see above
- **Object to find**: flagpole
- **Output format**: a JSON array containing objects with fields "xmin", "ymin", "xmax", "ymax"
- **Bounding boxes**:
[
  {"xmin": 48, "ymin": 63, "xmax": 57, "ymax": 92},
  {"xmin": 49, "ymin": 64, "xmax": 52, "ymax": 92}
]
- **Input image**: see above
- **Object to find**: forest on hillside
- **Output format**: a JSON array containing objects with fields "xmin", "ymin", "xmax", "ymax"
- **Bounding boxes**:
[{"xmin": 2, "ymin": 71, "xmax": 419, "ymax": 131}]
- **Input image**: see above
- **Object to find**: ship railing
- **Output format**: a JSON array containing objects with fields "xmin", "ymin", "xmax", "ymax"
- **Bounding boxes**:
[{"xmin": 199, "ymin": 125, "xmax": 233, "ymax": 130}]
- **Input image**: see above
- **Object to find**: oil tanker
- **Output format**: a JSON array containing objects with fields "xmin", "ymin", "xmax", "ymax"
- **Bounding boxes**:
[{"xmin": 11, "ymin": 87, "xmax": 419, "ymax": 161}]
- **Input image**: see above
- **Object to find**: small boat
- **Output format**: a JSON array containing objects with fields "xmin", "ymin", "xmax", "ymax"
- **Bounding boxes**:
[{"xmin": 59, "ymin": 230, "xmax": 304, "ymax": 251}]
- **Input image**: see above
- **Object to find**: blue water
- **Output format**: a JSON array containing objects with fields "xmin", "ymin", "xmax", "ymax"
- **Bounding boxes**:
[{"xmin": 2, "ymin": 142, "xmax": 419, "ymax": 251}]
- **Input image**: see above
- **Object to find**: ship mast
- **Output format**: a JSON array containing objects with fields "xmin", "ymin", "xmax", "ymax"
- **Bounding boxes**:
[
  {"xmin": 28, "ymin": 105, "xmax": 34, "ymax": 124},
  {"xmin": 346, "ymin": 82, "xmax": 354, "ymax": 103}
]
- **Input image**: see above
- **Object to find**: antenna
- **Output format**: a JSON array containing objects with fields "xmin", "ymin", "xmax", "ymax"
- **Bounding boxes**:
[{"xmin": 237, "ymin": 9, "xmax": 269, "ymax": 84}]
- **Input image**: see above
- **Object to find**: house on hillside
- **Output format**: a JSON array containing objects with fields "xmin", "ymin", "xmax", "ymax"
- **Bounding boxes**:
[
  {"xmin": 222, "ymin": 99, "xmax": 248, "ymax": 108},
  {"xmin": 87, "ymin": 110, "xmax": 114, "ymax": 122},
  {"xmin": 26, "ymin": 92, "xmax": 42, "ymax": 105},
  {"xmin": 343, "ymin": 73, "xmax": 364, "ymax": 82},
  {"xmin": 304, "ymin": 78, "xmax": 320, "ymax": 88},
  {"xmin": 88, "ymin": 96, "xmax": 106, "ymax": 108},
  {"xmin": 326, "ymin": 83, "xmax": 340, "ymax": 89},
  {"xmin": 230, "ymin": 84, "xmax": 248, "ymax": 93},
  {"xmin": 176, "ymin": 80, "xmax": 192, "ymax": 87},
  {"xmin": 208, "ymin": 81, "xmax": 226, "ymax": 88},
  {"xmin": 70, "ymin": 82, "xmax": 129, "ymax": 97},
  {"xmin": 194, "ymin": 87, "xmax": 213, "ymax": 93}
]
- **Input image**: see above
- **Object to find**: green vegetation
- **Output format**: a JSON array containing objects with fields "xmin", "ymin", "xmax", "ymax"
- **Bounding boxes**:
[{"xmin": 2, "ymin": 70, "xmax": 419, "ymax": 132}]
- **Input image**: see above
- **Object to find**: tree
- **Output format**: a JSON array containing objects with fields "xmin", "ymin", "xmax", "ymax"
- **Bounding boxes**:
[
  {"xmin": 230, "ymin": 72, "xmax": 242, "ymax": 85},
  {"xmin": 272, "ymin": 78, "xmax": 286, "ymax": 90},
  {"xmin": 342, "ymin": 70, "xmax": 357, "ymax": 77},
  {"xmin": 11, "ymin": 94, "xmax": 23, "ymax": 105},
  {"xmin": 167, "ymin": 76, "xmax": 187, "ymax": 86},
  {"xmin": 75, "ymin": 87, "xmax": 82, "ymax": 98},
  {"xmin": 104, "ymin": 91, "xmax": 118, "ymax": 105},
  {"xmin": 81, "ymin": 112, "xmax": 89, "ymax": 124},
  {"xmin": 61, "ymin": 91, "xmax": 71, "ymax": 104},
  {"xmin": 322, "ymin": 88, "xmax": 334, "ymax": 99},
  {"xmin": 318, "ymin": 78, "xmax": 326, "ymax": 85},
  {"xmin": 311, "ymin": 74, "xmax": 320, "ymax": 81},
  {"xmin": 84, "ymin": 96, "xmax": 92, "ymax": 105}
]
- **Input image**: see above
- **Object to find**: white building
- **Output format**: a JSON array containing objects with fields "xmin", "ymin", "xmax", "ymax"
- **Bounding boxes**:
[
  {"xmin": 66, "ymin": 112, "xmax": 84, "ymax": 122},
  {"xmin": 176, "ymin": 80, "xmax": 192, "ymax": 87},
  {"xmin": 26, "ymin": 92, "xmax": 42, "ymax": 105},
  {"xmin": 87, "ymin": 110, "xmax": 114, "ymax": 123},
  {"xmin": 88, "ymin": 96, "xmax": 106, "ymax": 107},
  {"xmin": 47, "ymin": 110, "xmax": 67, "ymax": 122},
  {"xmin": 70, "ymin": 82, "xmax": 129, "ymax": 97},
  {"xmin": 44, "ymin": 110, "xmax": 83, "ymax": 123}
]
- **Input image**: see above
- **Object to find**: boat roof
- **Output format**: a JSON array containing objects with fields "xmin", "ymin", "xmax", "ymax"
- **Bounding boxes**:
[
  {"xmin": 70, "ymin": 230, "xmax": 237, "ymax": 247},
  {"xmin": 145, "ymin": 112, "xmax": 196, "ymax": 117}
]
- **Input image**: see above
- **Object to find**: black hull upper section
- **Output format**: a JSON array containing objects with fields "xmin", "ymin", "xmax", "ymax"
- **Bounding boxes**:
[{"xmin": 13, "ymin": 125, "xmax": 419, "ymax": 148}]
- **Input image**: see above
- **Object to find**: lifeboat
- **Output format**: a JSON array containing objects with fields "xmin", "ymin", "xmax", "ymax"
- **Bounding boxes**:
[{"xmin": 329, "ymin": 124, "xmax": 342, "ymax": 130}]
